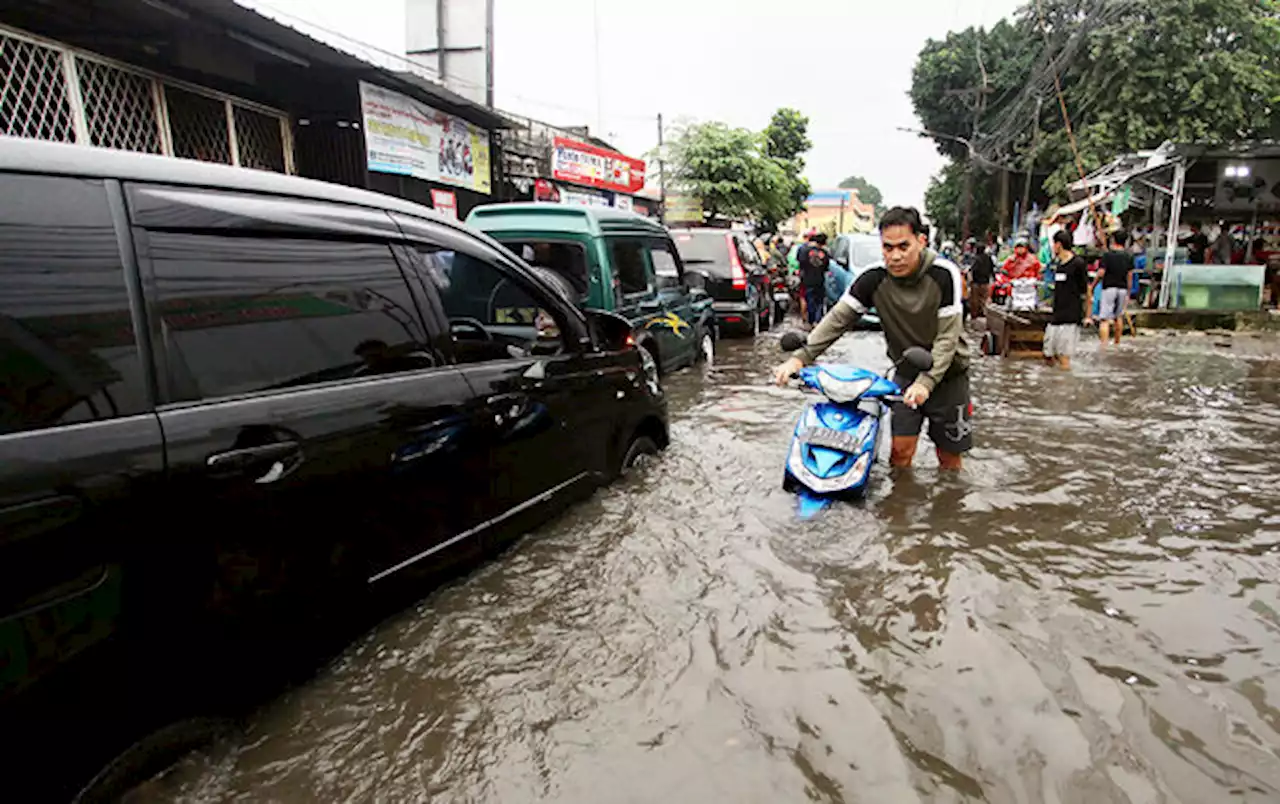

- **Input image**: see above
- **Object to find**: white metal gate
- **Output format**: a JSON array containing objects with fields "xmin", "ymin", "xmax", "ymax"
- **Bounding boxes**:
[{"xmin": 0, "ymin": 24, "xmax": 294, "ymax": 173}]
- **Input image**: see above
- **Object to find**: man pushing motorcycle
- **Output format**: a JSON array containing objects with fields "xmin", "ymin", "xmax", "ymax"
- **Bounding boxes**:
[{"xmin": 773, "ymin": 206, "xmax": 973, "ymax": 470}]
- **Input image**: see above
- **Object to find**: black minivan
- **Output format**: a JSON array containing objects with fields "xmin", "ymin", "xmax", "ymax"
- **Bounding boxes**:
[
  {"xmin": 0, "ymin": 138, "xmax": 667, "ymax": 800},
  {"xmin": 668, "ymin": 228, "xmax": 773, "ymax": 336}
]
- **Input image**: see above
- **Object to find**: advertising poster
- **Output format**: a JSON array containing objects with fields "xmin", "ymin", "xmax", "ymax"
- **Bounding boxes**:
[
  {"xmin": 551, "ymin": 136, "xmax": 645, "ymax": 194},
  {"xmin": 359, "ymin": 81, "xmax": 491, "ymax": 194}
]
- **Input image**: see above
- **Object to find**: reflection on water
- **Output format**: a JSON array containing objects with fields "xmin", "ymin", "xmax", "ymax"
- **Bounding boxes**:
[{"xmin": 134, "ymin": 328, "xmax": 1280, "ymax": 803}]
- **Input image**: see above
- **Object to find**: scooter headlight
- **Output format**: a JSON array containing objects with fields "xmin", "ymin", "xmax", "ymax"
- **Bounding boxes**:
[
  {"xmin": 787, "ymin": 441, "xmax": 874, "ymax": 493},
  {"xmin": 816, "ymin": 375, "xmax": 874, "ymax": 403}
]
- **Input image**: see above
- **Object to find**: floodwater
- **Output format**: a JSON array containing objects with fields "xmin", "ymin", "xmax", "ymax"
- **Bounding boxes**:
[{"xmin": 133, "ymin": 326, "xmax": 1280, "ymax": 803}]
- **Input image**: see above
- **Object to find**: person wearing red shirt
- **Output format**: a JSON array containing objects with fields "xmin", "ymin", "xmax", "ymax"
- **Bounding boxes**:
[{"xmin": 1001, "ymin": 237, "xmax": 1042, "ymax": 280}]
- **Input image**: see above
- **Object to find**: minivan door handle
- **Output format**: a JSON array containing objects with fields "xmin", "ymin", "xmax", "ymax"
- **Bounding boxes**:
[{"xmin": 206, "ymin": 441, "xmax": 302, "ymax": 483}]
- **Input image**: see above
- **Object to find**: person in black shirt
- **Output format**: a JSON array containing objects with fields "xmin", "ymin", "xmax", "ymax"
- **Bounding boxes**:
[
  {"xmin": 1044, "ymin": 229, "xmax": 1089, "ymax": 369},
  {"xmin": 1180, "ymin": 223, "xmax": 1210, "ymax": 264},
  {"xmin": 799, "ymin": 233, "xmax": 831, "ymax": 326},
  {"xmin": 969, "ymin": 243, "xmax": 995, "ymax": 318},
  {"xmin": 1094, "ymin": 229, "xmax": 1134, "ymax": 347}
]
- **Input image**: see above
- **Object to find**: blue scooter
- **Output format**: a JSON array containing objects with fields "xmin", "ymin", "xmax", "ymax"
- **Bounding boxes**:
[{"xmin": 778, "ymin": 332, "xmax": 934, "ymax": 517}]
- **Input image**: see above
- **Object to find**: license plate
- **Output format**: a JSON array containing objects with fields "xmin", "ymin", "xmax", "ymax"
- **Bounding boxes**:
[{"xmin": 799, "ymin": 426, "xmax": 862, "ymax": 452}]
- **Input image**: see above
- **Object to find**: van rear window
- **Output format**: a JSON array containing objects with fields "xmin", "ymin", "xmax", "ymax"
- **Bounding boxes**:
[
  {"xmin": 672, "ymin": 231, "xmax": 730, "ymax": 268},
  {"xmin": 506, "ymin": 241, "xmax": 590, "ymax": 299}
]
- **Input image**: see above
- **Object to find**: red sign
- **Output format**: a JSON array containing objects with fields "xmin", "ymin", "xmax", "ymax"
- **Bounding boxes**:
[
  {"xmin": 431, "ymin": 189, "xmax": 458, "ymax": 220},
  {"xmin": 551, "ymin": 136, "xmax": 645, "ymax": 194}
]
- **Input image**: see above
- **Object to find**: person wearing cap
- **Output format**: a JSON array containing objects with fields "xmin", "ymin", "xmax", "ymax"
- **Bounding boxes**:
[{"xmin": 1001, "ymin": 237, "xmax": 1042, "ymax": 281}]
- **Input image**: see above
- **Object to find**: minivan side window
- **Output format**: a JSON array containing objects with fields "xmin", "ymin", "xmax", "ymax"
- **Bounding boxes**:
[
  {"xmin": 147, "ymin": 234, "xmax": 437, "ymax": 402},
  {"xmin": 610, "ymin": 239, "xmax": 650, "ymax": 297},
  {"xmin": 649, "ymin": 241, "xmax": 682, "ymax": 291},
  {"xmin": 0, "ymin": 175, "xmax": 148, "ymax": 434},
  {"xmin": 415, "ymin": 248, "xmax": 567, "ymax": 364}
]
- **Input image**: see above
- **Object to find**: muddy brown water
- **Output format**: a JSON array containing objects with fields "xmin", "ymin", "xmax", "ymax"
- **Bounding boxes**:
[{"xmin": 131, "ymin": 328, "xmax": 1280, "ymax": 803}]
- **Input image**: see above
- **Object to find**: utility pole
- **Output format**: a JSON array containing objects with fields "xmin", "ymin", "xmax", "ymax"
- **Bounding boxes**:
[
  {"xmin": 657, "ymin": 113, "xmax": 665, "ymax": 224},
  {"xmin": 1020, "ymin": 94, "xmax": 1043, "ymax": 237},
  {"xmin": 951, "ymin": 38, "xmax": 991, "ymax": 244}
]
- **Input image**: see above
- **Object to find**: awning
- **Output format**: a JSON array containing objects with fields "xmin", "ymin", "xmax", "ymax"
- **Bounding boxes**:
[{"xmin": 1055, "ymin": 192, "xmax": 1113, "ymax": 217}]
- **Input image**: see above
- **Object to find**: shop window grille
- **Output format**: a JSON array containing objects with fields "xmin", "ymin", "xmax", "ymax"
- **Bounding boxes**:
[
  {"xmin": 233, "ymin": 105, "xmax": 286, "ymax": 172},
  {"xmin": 0, "ymin": 34, "xmax": 74, "ymax": 142},
  {"xmin": 165, "ymin": 85, "xmax": 232, "ymax": 164},
  {"xmin": 76, "ymin": 57, "xmax": 162, "ymax": 153}
]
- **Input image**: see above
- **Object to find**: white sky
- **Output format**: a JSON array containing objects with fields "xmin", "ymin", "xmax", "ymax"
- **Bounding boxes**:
[{"xmin": 240, "ymin": 0, "xmax": 1024, "ymax": 210}]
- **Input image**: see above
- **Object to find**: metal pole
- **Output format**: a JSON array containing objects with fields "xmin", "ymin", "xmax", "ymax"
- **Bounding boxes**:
[
  {"xmin": 1020, "ymin": 95, "xmax": 1042, "ymax": 233},
  {"xmin": 1159, "ymin": 160, "xmax": 1186, "ymax": 309},
  {"xmin": 592, "ymin": 0, "xmax": 603, "ymax": 135},
  {"xmin": 484, "ymin": 0, "xmax": 494, "ymax": 107},
  {"xmin": 435, "ymin": 0, "xmax": 446, "ymax": 83},
  {"xmin": 656, "ymin": 112, "xmax": 665, "ymax": 224}
]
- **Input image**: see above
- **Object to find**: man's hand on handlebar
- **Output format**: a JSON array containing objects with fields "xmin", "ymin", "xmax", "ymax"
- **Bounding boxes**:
[
  {"xmin": 903, "ymin": 381, "xmax": 931, "ymax": 408},
  {"xmin": 774, "ymin": 356, "xmax": 805, "ymax": 386}
]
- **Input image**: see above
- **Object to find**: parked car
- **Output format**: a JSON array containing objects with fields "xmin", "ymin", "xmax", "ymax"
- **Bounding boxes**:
[
  {"xmin": 467, "ymin": 204, "xmax": 716, "ymax": 374},
  {"xmin": 0, "ymin": 138, "xmax": 669, "ymax": 802},
  {"xmin": 668, "ymin": 228, "xmax": 773, "ymax": 336},
  {"xmin": 830, "ymin": 232, "xmax": 884, "ymax": 328}
]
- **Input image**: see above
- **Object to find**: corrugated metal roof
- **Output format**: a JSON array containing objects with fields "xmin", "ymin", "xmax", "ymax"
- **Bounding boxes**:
[{"xmin": 186, "ymin": 0, "xmax": 510, "ymax": 130}]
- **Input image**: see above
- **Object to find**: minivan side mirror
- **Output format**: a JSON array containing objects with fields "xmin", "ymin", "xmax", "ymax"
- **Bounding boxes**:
[
  {"xmin": 586, "ymin": 309, "xmax": 635, "ymax": 352},
  {"xmin": 682, "ymin": 271, "xmax": 707, "ymax": 291}
]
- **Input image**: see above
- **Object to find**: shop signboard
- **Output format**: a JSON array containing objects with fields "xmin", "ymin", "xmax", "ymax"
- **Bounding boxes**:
[
  {"xmin": 666, "ymin": 195, "xmax": 703, "ymax": 224},
  {"xmin": 551, "ymin": 136, "xmax": 645, "ymax": 194},
  {"xmin": 430, "ymin": 189, "xmax": 459, "ymax": 219},
  {"xmin": 359, "ymin": 81, "xmax": 492, "ymax": 194},
  {"xmin": 614, "ymin": 195, "xmax": 633, "ymax": 212},
  {"xmin": 561, "ymin": 187, "xmax": 611, "ymax": 207}
]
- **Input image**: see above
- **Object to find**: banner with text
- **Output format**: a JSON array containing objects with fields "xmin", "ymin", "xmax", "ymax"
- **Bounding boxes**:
[
  {"xmin": 359, "ymin": 81, "xmax": 491, "ymax": 194},
  {"xmin": 552, "ymin": 136, "xmax": 645, "ymax": 194}
]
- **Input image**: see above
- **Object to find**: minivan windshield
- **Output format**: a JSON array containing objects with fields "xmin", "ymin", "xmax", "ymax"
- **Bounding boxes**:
[{"xmin": 672, "ymin": 231, "xmax": 731, "ymax": 269}]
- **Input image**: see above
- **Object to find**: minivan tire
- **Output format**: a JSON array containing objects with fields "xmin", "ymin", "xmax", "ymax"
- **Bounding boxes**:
[
  {"xmin": 695, "ymin": 324, "xmax": 714, "ymax": 366},
  {"xmin": 621, "ymin": 436, "xmax": 659, "ymax": 472}
]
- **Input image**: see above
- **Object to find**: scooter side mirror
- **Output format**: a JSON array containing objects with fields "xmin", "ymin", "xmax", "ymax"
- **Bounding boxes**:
[
  {"xmin": 901, "ymin": 346, "xmax": 934, "ymax": 372},
  {"xmin": 779, "ymin": 331, "xmax": 807, "ymax": 352}
]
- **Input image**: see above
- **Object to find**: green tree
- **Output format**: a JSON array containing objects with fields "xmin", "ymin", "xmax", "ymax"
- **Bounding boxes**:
[
  {"xmin": 924, "ymin": 161, "xmax": 1000, "ymax": 241},
  {"xmin": 665, "ymin": 121, "xmax": 797, "ymax": 228},
  {"xmin": 837, "ymin": 175, "xmax": 885, "ymax": 217},
  {"xmin": 1038, "ymin": 0, "xmax": 1280, "ymax": 195},
  {"xmin": 911, "ymin": 0, "xmax": 1280, "ymax": 213},
  {"xmin": 762, "ymin": 107, "xmax": 813, "ymax": 229}
]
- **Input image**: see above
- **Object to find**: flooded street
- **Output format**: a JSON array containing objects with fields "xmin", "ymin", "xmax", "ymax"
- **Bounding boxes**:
[{"xmin": 138, "ymin": 327, "xmax": 1280, "ymax": 803}]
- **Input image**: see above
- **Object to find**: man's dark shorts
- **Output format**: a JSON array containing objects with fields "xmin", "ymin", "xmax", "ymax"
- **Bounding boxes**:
[{"xmin": 890, "ymin": 373, "xmax": 973, "ymax": 454}]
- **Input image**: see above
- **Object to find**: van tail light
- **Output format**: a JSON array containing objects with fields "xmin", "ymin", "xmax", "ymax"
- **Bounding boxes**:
[
  {"xmin": 625, "ymin": 333, "xmax": 637, "ymax": 348},
  {"xmin": 726, "ymin": 234, "xmax": 747, "ymax": 290}
]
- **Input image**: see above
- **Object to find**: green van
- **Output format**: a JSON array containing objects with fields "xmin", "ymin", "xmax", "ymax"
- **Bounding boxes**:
[{"xmin": 467, "ymin": 203, "xmax": 716, "ymax": 375}]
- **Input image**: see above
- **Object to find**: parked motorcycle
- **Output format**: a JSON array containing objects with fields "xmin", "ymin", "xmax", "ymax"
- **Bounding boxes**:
[
  {"xmin": 777, "ymin": 332, "xmax": 933, "ymax": 517},
  {"xmin": 771, "ymin": 270, "xmax": 793, "ymax": 321}
]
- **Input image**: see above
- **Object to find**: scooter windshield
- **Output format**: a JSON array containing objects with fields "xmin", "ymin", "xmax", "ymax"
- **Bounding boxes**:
[{"xmin": 799, "ymin": 366, "xmax": 898, "ymax": 403}]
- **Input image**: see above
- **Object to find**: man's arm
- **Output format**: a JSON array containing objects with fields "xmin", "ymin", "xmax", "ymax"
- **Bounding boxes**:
[
  {"xmin": 794, "ymin": 268, "xmax": 881, "ymax": 364},
  {"xmin": 916, "ymin": 262, "xmax": 965, "ymax": 392}
]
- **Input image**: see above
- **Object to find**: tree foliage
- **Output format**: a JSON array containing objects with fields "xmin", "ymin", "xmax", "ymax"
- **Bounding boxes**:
[
  {"xmin": 837, "ymin": 175, "xmax": 885, "ymax": 217},
  {"xmin": 666, "ymin": 108, "xmax": 812, "ymax": 230},
  {"xmin": 912, "ymin": 0, "xmax": 1280, "ymax": 238}
]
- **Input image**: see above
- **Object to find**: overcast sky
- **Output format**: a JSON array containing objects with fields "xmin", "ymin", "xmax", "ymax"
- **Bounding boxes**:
[{"xmin": 241, "ymin": 0, "xmax": 1024, "ymax": 210}]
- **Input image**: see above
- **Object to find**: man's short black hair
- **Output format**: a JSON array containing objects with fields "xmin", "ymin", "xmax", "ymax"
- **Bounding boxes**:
[
  {"xmin": 1053, "ymin": 229, "xmax": 1073, "ymax": 249},
  {"xmin": 879, "ymin": 206, "xmax": 927, "ymax": 235},
  {"xmin": 813, "ymin": 233, "xmax": 828, "ymax": 245},
  {"xmin": 1111, "ymin": 229, "xmax": 1129, "ymax": 247}
]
